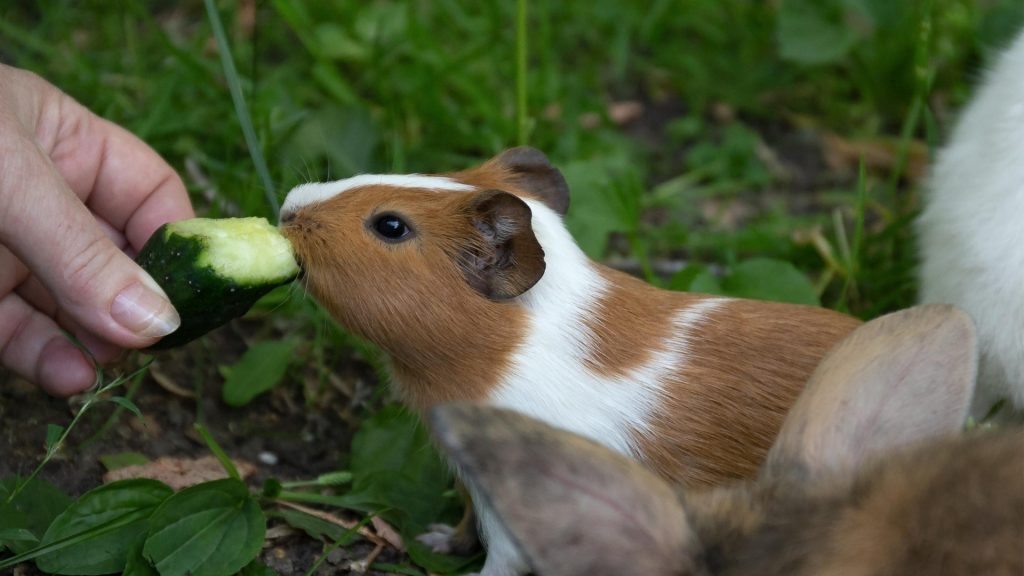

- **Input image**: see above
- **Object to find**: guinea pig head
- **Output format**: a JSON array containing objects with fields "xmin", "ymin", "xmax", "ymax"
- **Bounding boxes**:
[{"xmin": 278, "ymin": 150, "xmax": 565, "ymax": 405}]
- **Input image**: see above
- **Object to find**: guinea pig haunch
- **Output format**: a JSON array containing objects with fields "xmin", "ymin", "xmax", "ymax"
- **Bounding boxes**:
[{"xmin": 280, "ymin": 147, "xmax": 862, "ymax": 576}]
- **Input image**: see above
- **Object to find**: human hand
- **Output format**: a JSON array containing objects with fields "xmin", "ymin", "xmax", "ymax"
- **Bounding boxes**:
[{"xmin": 0, "ymin": 64, "xmax": 195, "ymax": 395}]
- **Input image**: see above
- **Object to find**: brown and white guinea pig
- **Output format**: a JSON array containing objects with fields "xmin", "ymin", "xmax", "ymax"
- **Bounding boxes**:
[
  {"xmin": 279, "ymin": 147, "xmax": 861, "ymax": 575},
  {"xmin": 431, "ymin": 304, "xmax": 1024, "ymax": 576}
]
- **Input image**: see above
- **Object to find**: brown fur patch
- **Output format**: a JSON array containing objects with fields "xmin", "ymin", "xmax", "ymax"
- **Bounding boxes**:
[
  {"xmin": 676, "ymin": 431, "xmax": 1024, "ymax": 576},
  {"xmin": 634, "ymin": 298, "xmax": 862, "ymax": 486},
  {"xmin": 582, "ymin": 268, "xmax": 702, "ymax": 376},
  {"xmin": 808, "ymin": 430, "xmax": 1024, "ymax": 575},
  {"xmin": 282, "ymin": 184, "xmax": 524, "ymax": 411}
]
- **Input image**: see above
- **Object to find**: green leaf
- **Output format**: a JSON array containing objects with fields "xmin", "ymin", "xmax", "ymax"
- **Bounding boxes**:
[
  {"xmin": 221, "ymin": 339, "xmax": 299, "ymax": 406},
  {"xmin": 45, "ymin": 424, "xmax": 65, "ymax": 452},
  {"xmin": 561, "ymin": 148, "xmax": 644, "ymax": 258},
  {"xmin": 35, "ymin": 479, "xmax": 173, "ymax": 575},
  {"xmin": 316, "ymin": 471, "xmax": 353, "ymax": 486},
  {"xmin": 280, "ymin": 106, "xmax": 377, "ymax": 176},
  {"xmin": 689, "ymin": 271, "xmax": 724, "ymax": 295},
  {"xmin": 122, "ymin": 541, "xmax": 158, "ymax": 576},
  {"xmin": 0, "ymin": 529, "xmax": 37, "ymax": 544},
  {"xmin": 106, "ymin": 396, "xmax": 144, "ymax": 419},
  {"xmin": 346, "ymin": 406, "xmax": 454, "ymax": 530},
  {"xmin": 0, "ymin": 477, "xmax": 72, "ymax": 554},
  {"xmin": 368, "ymin": 563, "xmax": 426, "ymax": 576},
  {"xmin": 668, "ymin": 264, "xmax": 709, "ymax": 292},
  {"xmin": 261, "ymin": 478, "xmax": 282, "ymax": 499},
  {"xmin": 313, "ymin": 23, "xmax": 369, "ymax": 61},
  {"xmin": 336, "ymin": 407, "xmax": 472, "ymax": 573},
  {"xmin": 143, "ymin": 479, "xmax": 265, "ymax": 576},
  {"xmin": 238, "ymin": 559, "xmax": 280, "ymax": 576},
  {"xmin": 194, "ymin": 423, "xmax": 241, "ymax": 480},
  {"xmin": 276, "ymin": 508, "xmax": 355, "ymax": 543},
  {"xmin": 99, "ymin": 452, "xmax": 150, "ymax": 472},
  {"xmin": 777, "ymin": 0, "xmax": 862, "ymax": 65},
  {"xmin": 719, "ymin": 258, "xmax": 820, "ymax": 305}
]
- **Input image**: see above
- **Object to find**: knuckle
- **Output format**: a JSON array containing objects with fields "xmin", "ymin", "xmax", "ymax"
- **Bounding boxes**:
[{"xmin": 60, "ymin": 235, "xmax": 116, "ymax": 306}]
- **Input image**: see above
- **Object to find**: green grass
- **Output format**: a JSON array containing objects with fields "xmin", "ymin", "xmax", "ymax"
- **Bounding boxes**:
[
  {"xmin": 11, "ymin": 2, "xmax": 1012, "ymax": 303},
  {"xmin": 2, "ymin": 1, "xmax": 1023, "ymax": 573}
]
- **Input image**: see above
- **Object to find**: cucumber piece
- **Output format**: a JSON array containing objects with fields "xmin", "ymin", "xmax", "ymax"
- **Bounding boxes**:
[{"xmin": 136, "ymin": 217, "xmax": 299, "ymax": 349}]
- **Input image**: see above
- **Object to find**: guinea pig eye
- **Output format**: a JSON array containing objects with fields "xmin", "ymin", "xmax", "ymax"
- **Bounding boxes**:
[{"xmin": 371, "ymin": 213, "xmax": 412, "ymax": 242}]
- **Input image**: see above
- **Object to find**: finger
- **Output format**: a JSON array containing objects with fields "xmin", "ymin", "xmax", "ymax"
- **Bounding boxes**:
[
  {"xmin": 0, "ymin": 244, "xmax": 30, "ymax": 299},
  {"xmin": 0, "ymin": 136, "xmax": 180, "ymax": 347},
  {"xmin": 1, "ymin": 207, "xmax": 125, "ymax": 313},
  {"xmin": 94, "ymin": 213, "xmax": 129, "ymax": 252},
  {"xmin": 39, "ymin": 90, "xmax": 194, "ymax": 250},
  {"xmin": 13, "ymin": 272, "xmax": 56, "ymax": 316},
  {"xmin": 6, "ymin": 217, "xmax": 126, "ymax": 365},
  {"xmin": 55, "ymin": 308, "xmax": 124, "ymax": 364},
  {"xmin": 0, "ymin": 290, "xmax": 96, "ymax": 396},
  {"xmin": 15, "ymin": 276, "xmax": 123, "ymax": 364}
]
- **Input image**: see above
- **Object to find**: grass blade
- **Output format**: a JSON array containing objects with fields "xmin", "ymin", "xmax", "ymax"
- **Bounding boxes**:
[
  {"xmin": 194, "ymin": 423, "xmax": 241, "ymax": 481},
  {"xmin": 516, "ymin": 0, "xmax": 529, "ymax": 145},
  {"xmin": 203, "ymin": 0, "xmax": 279, "ymax": 215}
]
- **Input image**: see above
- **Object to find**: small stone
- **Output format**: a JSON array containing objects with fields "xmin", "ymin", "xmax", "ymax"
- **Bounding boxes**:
[{"xmin": 258, "ymin": 451, "xmax": 279, "ymax": 466}]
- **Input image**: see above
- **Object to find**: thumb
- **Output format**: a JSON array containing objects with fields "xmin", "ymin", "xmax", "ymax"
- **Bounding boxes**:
[{"xmin": 0, "ymin": 136, "xmax": 180, "ymax": 347}]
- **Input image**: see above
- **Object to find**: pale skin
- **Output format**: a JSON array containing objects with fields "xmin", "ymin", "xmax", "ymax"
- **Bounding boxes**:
[{"xmin": 0, "ymin": 64, "xmax": 194, "ymax": 395}]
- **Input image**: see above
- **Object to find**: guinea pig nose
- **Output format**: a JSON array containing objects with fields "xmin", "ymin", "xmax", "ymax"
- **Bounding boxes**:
[{"xmin": 279, "ymin": 210, "xmax": 295, "ymax": 224}]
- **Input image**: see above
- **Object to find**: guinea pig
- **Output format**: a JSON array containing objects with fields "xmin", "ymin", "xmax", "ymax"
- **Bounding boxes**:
[
  {"xmin": 431, "ymin": 304, "xmax": 1024, "ymax": 576},
  {"xmin": 279, "ymin": 147, "xmax": 861, "ymax": 575},
  {"xmin": 917, "ymin": 27, "xmax": 1024, "ymax": 419}
]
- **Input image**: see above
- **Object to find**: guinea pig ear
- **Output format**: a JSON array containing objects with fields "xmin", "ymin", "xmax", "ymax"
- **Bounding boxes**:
[
  {"xmin": 764, "ymin": 304, "xmax": 977, "ymax": 484},
  {"xmin": 460, "ymin": 190, "xmax": 546, "ymax": 300},
  {"xmin": 429, "ymin": 403, "xmax": 701, "ymax": 576},
  {"xmin": 492, "ymin": 147, "xmax": 570, "ymax": 215}
]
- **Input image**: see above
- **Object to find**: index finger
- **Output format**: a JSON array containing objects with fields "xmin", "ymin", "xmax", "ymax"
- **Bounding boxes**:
[{"xmin": 40, "ymin": 90, "xmax": 194, "ymax": 249}]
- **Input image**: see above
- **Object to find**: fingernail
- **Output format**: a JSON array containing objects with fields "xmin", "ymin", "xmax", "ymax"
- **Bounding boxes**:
[{"xmin": 111, "ymin": 278, "xmax": 180, "ymax": 338}]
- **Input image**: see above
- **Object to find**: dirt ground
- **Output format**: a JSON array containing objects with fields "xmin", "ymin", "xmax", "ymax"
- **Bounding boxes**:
[{"xmin": 0, "ymin": 319, "xmax": 407, "ymax": 575}]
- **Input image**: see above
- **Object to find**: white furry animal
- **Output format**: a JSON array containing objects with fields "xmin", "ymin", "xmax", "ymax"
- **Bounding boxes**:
[{"xmin": 918, "ymin": 28, "xmax": 1024, "ymax": 417}]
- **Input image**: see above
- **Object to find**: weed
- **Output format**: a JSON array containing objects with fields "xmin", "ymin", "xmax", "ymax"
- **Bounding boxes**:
[{"xmin": 2, "ymin": 1, "xmax": 1022, "ymax": 574}]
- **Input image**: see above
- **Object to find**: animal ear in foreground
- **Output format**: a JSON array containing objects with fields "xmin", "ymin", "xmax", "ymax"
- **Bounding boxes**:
[
  {"xmin": 428, "ymin": 402, "xmax": 699, "ymax": 576},
  {"xmin": 763, "ymin": 303, "xmax": 978, "ymax": 483}
]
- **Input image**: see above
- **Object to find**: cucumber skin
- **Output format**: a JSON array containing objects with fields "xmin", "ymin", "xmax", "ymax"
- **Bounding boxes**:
[{"xmin": 136, "ymin": 224, "xmax": 296, "ymax": 350}]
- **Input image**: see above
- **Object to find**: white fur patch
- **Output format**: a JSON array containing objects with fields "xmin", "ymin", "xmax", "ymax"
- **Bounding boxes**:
[
  {"xmin": 476, "ymin": 199, "xmax": 727, "ymax": 575},
  {"xmin": 280, "ymin": 174, "xmax": 474, "ymax": 219},
  {"xmin": 489, "ymin": 199, "xmax": 728, "ymax": 456},
  {"xmin": 917, "ymin": 29, "xmax": 1024, "ymax": 415}
]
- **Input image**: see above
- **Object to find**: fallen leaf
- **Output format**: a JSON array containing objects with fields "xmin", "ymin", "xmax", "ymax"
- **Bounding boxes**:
[
  {"xmin": 821, "ymin": 132, "xmax": 928, "ymax": 182},
  {"xmin": 711, "ymin": 101, "xmax": 736, "ymax": 123},
  {"xmin": 265, "ymin": 524, "xmax": 297, "ymax": 541},
  {"xmin": 150, "ymin": 364, "xmax": 196, "ymax": 399},
  {"xmin": 102, "ymin": 455, "xmax": 256, "ymax": 490},
  {"xmin": 608, "ymin": 100, "xmax": 644, "ymax": 125},
  {"xmin": 371, "ymin": 516, "xmax": 405, "ymax": 551},
  {"xmin": 275, "ymin": 501, "xmax": 390, "ymax": 549}
]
